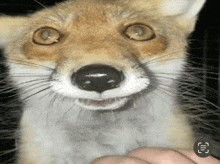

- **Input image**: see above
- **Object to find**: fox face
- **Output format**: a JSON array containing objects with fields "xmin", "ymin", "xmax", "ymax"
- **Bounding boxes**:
[
  {"xmin": 3, "ymin": 0, "xmax": 190, "ymax": 110},
  {"xmin": 0, "ymin": 0, "xmax": 206, "ymax": 163}
]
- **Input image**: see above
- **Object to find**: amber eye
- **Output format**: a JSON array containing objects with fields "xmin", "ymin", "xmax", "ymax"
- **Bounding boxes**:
[
  {"xmin": 124, "ymin": 24, "xmax": 155, "ymax": 41},
  {"xmin": 33, "ymin": 27, "xmax": 61, "ymax": 45}
]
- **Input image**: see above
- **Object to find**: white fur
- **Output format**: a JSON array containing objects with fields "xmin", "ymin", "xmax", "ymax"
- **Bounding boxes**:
[
  {"xmin": 158, "ymin": 0, "xmax": 206, "ymax": 18},
  {"xmin": 8, "ymin": 57, "xmax": 185, "ymax": 163}
]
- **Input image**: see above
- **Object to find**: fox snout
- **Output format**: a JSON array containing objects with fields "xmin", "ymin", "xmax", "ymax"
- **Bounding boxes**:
[{"xmin": 72, "ymin": 64, "xmax": 125, "ymax": 93}]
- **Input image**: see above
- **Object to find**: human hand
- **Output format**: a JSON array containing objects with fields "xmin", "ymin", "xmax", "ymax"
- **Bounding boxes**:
[{"xmin": 92, "ymin": 148, "xmax": 220, "ymax": 164}]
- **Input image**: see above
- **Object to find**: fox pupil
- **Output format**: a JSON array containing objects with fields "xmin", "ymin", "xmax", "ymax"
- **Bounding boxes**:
[
  {"xmin": 135, "ymin": 27, "xmax": 144, "ymax": 36},
  {"xmin": 42, "ymin": 31, "xmax": 50, "ymax": 40}
]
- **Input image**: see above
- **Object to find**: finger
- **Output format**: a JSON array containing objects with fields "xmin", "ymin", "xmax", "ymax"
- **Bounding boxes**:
[
  {"xmin": 92, "ymin": 156, "xmax": 151, "ymax": 164},
  {"xmin": 128, "ymin": 148, "xmax": 196, "ymax": 164},
  {"xmin": 178, "ymin": 150, "xmax": 220, "ymax": 164}
]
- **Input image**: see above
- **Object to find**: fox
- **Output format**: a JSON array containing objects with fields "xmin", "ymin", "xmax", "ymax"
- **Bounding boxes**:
[{"xmin": 0, "ymin": 0, "xmax": 216, "ymax": 163}]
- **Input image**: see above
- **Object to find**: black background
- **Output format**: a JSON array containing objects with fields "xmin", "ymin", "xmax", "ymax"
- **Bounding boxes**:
[{"xmin": 0, "ymin": 0, "xmax": 219, "ymax": 163}]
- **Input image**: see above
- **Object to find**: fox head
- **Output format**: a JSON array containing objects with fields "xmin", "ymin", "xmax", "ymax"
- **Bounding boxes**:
[{"xmin": 0, "ymin": 0, "xmax": 205, "ymax": 110}]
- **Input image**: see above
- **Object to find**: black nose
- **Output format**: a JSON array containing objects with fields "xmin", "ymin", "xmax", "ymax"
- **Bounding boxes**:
[{"xmin": 71, "ymin": 64, "xmax": 124, "ymax": 93}]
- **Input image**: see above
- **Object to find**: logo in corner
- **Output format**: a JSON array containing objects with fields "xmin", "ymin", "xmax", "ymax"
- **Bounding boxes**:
[{"xmin": 194, "ymin": 138, "xmax": 212, "ymax": 158}]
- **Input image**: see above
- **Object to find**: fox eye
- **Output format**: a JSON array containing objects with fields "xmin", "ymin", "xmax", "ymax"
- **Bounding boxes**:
[
  {"xmin": 124, "ymin": 24, "xmax": 155, "ymax": 41},
  {"xmin": 33, "ymin": 27, "xmax": 61, "ymax": 45}
]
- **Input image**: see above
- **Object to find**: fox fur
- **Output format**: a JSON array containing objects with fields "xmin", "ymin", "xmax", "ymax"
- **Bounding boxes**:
[{"xmin": 0, "ymin": 0, "xmax": 207, "ymax": 163}]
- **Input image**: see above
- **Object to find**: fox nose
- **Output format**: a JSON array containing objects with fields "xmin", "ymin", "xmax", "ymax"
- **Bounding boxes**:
[{"xmin": 71, "ymin": 64, "xmax": 124, "ymax": 93}]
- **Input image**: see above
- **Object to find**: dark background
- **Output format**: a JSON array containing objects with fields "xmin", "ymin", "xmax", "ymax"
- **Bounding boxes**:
[{"xmin": 0, "ymin": 0, "xmax": 219, "ymax": 163}]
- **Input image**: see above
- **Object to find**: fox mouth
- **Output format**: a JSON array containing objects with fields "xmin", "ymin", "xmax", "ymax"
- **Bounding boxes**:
[{"xmin": 75, "ymin": 97, "xmax": 129, "ymax": 110}]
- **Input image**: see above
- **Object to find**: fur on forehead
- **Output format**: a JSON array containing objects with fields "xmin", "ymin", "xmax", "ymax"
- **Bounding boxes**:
[
  {"xmin": 31, "ymin": 0, "xmax": 205, "ymax": 31},
  {"xmin": 31, "ymin": 0, "xmax": 156, "ymax": 24}
]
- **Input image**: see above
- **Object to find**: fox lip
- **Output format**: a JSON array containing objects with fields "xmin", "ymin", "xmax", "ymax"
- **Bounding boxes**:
[
  {"xmin": 76, "ymin": 97, "xmax": 129, "ymax": 110},
  {"xmin": 79, "ymin": 98, "xmax": 122, "ymax": 106}
]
